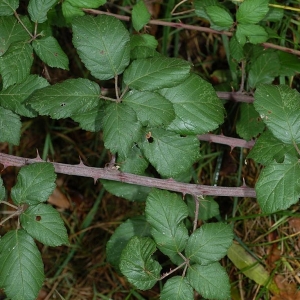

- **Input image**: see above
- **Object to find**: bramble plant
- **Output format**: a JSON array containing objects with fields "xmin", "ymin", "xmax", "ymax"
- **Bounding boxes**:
[{"xmin": 0, "ymin": 0, "xmax": 299, "ymax": 299}]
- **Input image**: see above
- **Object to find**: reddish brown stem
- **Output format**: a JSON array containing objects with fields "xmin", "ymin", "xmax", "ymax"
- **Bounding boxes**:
[{"xmin": 0, "ymin": 152, "xmax": 256, "ymax": 198}]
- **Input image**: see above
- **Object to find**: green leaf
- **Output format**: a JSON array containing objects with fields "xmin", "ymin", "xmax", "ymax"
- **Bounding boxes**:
[
  {"xmin": 236, "ymin": 24, "xmax": 268, "ymax": 46},
  {"xmin": 0, "ymin": 42, "xmax": 33, "ymax": 89},
  {"xmin": 185, "ymin": 223, "xmax": 233, "ymax": 265},
  {"xmin": 28, "ymin": 0, "xmax": 57, "ymax": 23},
  {"xmin": 123, "ymin": 57, "xmax": 191, "ymax": 91},
  {"xmin": 236, "ymin": 0, "xmax": 269, "ymax": 24},
  {"xmin": 278, "ymin": 51, "xmax": 300, "ymax": 76},
  {"xmin": 106, "ymin": 216, "xmax": 151, "ymax": 270},
  {"xmin": 123, "ymin": 90, "xmax": 175, "ymax": 127},
  {"xmin": 132, "ymin": 0, "xmax": 151, "ymax": 31},
  {"xmin": 130, "ymin": 34, "xmax": 158, "ymax": 50},
  {"xmin": 227, "ymin": 243, "xmax": 279, "ymax": 294},
  {"xmin": 103, "ymin": 103, "xmax": 143, "ymax": 157},
  {"xmin": 0, "ymin": 107, "xmax": 21, "ymax": 145},
  {"xmin": 32, "ymin": 36, "xmax": 69, "ymax": 70},
  {"xmin": 0, "ymin": 177, "xmax": 5, "ymax": 201},
  {"xmin": 0, "ymin": 75, "xmax": 49, "ymax": 117},
  {"xmin": 11, "ymin": 163, "xmax": 57, "ymax": 205},
  {"xmin": 248, "ymin": 51, "xmax": 279, "ymax": 88},
  {"xmin": 72, "ymin": 15, "xmax": 130, "ymax": 80},
  {"xmin": 248, "ymin": 130, "xmax": 298, "ymax": 165},
  {"xmin": 0, "ymin": 0, "xmax": 19, "ymax": 16},
  {"xmin": 160, "ymin": 74, "xmax": 224, "ymax": 135},
  {"xmin": 187, "ymin": 263, "xmax": 231, "ymax": 300},
  {"xmin": 67, "ymin": 0, "xmax": 106, "ymax": 7},
  {"xmin": 255, "ymin": 155, "xmax": 300, "ymax": 213},
  {"xmin": 263, "ymin": 4, "xmax": 283, "ymax": 22},
  {"xmin": 254, "ymin": 84, "xmax": 300, "ymax": 144},
  {"xmin": 62, "ymin": 1, "xmax": 84, "ymax": 21},
  {"xmin": 20, "ymin": 203, "xmax": 68, "ymax": 246},
  {"xmin": 161, "ymin": 276, "xmax": 194, "ymax": 300},
  {"xmin": 187, "ymin": 196, "xmax": 220, "ymax": 221},
  {"xmin": 145, "ymin": 189, "xmax": 189, "ymax": 256},
  {"xmin": 229, "ymin": 34, "xmax": 244, "ymax": 62},
  {"xmin": 236, "ymin": 103, "xmax": 265, "ymax": 141},
  {"xmin": 205, "ymin": 6, "xmax": 234, "ymax": 30},
  {"xmin": 0, "ymin": 229, "xmax": 44, "ymax": 300},
  {"xmin": 0, "ymin": 16, "xmax": 31, "ymax": 56},
  {"xmin": 71, "ymin": 102, "xmax": 105, "ymax": 132},
  {"xmin": 194, "ymin": 0, "xmax": 218, "ymax": 20},
  {"xmin": 27, "ymin": 78, "xmax": 100, "ymax": 119},
  {"xmin": 141, "ymin": 128, "xmax": 200, "ymax": 178},
  {"xmin": 131, "ymin": 46, "xmax": 160, "ymax": 60},
  {"xmin": 119, "ymin": 145, "xmax": 149, "ymax": 175},
  {"xmin": 101, "ymin": 180, "xmax": 151, "ymax": 201},
  {"xmin": 119, "ymin": 236, "xmax": 162, "ymax": 290}
]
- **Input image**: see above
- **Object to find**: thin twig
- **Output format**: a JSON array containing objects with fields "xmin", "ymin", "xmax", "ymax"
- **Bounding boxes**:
[
  {"xmin": 114, "ymin": 75, "xmax": 120, "ymax": 101},
  {"xmin": 82, "ymin": 9, "xmax": 300, "ymax": 56},
  {"xmin": 0, "ymin": 200, "xmax": 18, "ymax": 210},
  {"xmin": 160, "ymin": 261, "xmax": 187, "ymax": 280},
  {"xmin": 193, "ymin": 194, "xmax": 200, "ymax": 232},
  {"xmin": 0, "ymin": 152, "xmax": 256, "ymax": 198},
  {"xmin": 14, "ymin": 11, "xmax": 33, "ymax": 38},
  {"xmin": 238, "ymin": 60, "xmax": 246, "ymax": 92}
]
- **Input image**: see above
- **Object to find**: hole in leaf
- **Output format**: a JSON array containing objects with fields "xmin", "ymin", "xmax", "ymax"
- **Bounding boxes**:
[
  {"xmin": 36, "ymin": 216, "xmax": 41, "ymax": 221},
  {"xmin": 60, "ymin": 103, "xmax": 66, "ymax": 107},
  {"xmin": 147, "ymin": 137, "xmax": 154, "ymax": 143}
]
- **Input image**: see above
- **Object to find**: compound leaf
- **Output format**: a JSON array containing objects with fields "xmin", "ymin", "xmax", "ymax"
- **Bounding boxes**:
[
  {"xmin": 255, "ymin": 155, "xmax": 300, "ymax": 213},
  {"xmin": 0, "ymin": 107, "xmax": 21, "ymax": 145},
  {"xmin": 72, "ymin": 15, "xmax": 130, "ymax": 80},
  {"xmin": 254, "ymin": 84, "xmax": 300, "ymax": 144},
  {"xmin": 123, "ymin": 56, "xmax": 190, "ymax": 91},
  {"xmin": 205, "ymin": 6, "xmax": 234, "ymax": 30},
  {"xmin": 20, "ymin": 203, "xmax": 68, "ymax": 246},
  {"xmin": 28, "ymin": 0, "xmax": 57, "ymax": 23},
  {"xmin": 185, "ymin": 223, "xmax": 233, "ymax": 265},
  {"xmin": 0, "ymin": 0, "xmax": 19, "ymax": 16},
  {"xmin": 106, "ymin": 216, "xmax": 151, "ymax": 270},
  {"xmin": 0, "ymin": 16, "xmax": 31, "ymax": 56},
  {"xmin": 141, "ymin": 128, "xmax": 200, "ymax": 178},
  {"xmin": 248, "ymin": 51, "xmax": 279, "ymax": 88},
  {"xmin": 32, "ymin": 36, "xmax": 69, "ymax": 70},
  {"xmin": 123, "ymin": 90, "xmax": 175, "ymax": 127},
  {"xmin": 0, "ymin": 42, "xmax": 33, "ymax": 89},
  {"xmin": 145, "ymin": 189, "xmax": 189, "ymax": 256},
  {"xmin": 0, "ymin": 229, "xmax": 44, "ymax": 300},
  {"xmin": 187, "ymin": 263, "xmax": 231, "ymax": 300},
  {"xmin": 236, "ymin": 0, "xmax": 269, "ymax": 24},
  {"xmin": 236, "ymin": 103, "xmax": 265, "ymax": 140},
  {"xmin": 132, "ymin": 0, "xmax": 151, "ymax": 31},
  {"xmin": 103, "ymin": 102, "xmax": 143, "ymax": 157},
  {"xmin": 247, "ymin": 130, "xmax": 297, "ymax": 165},
  {"xmin": 0, "ymin": 75, "xmax": 49, "ymax": 117},
  {"xmin": 130, "ymin": 34, "xmax": 158, "ymax": 50},
  {"xmin": 120, "ymin": 236, "xmax": 162, "ymax": 290},
  {"xmin": 27, "ymin": 78, "xmax": 100, "ymax": 119},
  {"xmin": 11, "ymin": 163, "xmax": 56, "ymax": 206},
  {"xmin": 160, "ymin": 74, "xmax": 224, "ymax": 135},
  {"xmin": 161, "ymin": 276, "xmax": 194, "ymax": 300}
]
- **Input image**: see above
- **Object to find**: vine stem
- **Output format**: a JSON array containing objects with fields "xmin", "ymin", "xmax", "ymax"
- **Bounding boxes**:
[
  {"xmin": 0, "ymin": 152, "xmax": 256, "ymax": 198},
  {"xmin": 83, "ymin": 9, "xmax": 300, "ymax": 57}
]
